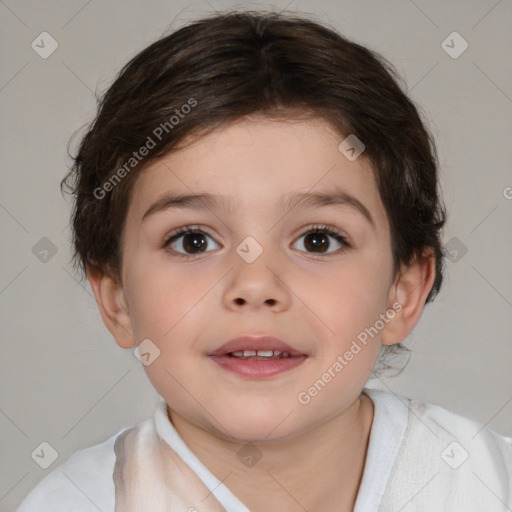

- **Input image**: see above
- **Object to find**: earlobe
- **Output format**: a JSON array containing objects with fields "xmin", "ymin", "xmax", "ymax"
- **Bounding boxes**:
[
  {"xmin": 381, "ymin": 250, "xmax": 436, "ymax": 346},
  {"xmin": 87, "ymin": 266, "xmax": 136, "ymax": 349}
]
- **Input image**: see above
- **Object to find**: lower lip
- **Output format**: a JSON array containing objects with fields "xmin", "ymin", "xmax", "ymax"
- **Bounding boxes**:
[{"xmin": 208, "ymin": 354, "xmax": 307, "ymax": 378}]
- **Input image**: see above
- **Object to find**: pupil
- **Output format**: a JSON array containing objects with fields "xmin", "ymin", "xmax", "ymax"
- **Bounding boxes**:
[
  {"xmin": 305, "ymin": 232, "xmax": 328, "ymax": 252},
  {"xmin": 184, "ymin": 233, "xmax": 206, "ymax": 253}
]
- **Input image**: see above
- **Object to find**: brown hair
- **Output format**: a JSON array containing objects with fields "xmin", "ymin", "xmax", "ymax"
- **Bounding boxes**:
[{"xmin": 61, "ymin": 9, "xmax": 446, "ymax": 371}]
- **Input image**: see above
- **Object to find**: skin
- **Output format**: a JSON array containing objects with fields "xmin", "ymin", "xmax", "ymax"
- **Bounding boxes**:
[{"xmin": 89, "ymin": 116, "xmax": 435, "ymax": 511}]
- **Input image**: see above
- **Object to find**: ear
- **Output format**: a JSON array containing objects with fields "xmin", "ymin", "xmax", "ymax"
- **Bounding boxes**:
[
  {"xmin": 87, "ymin": 265, "xmax": 136, "ymax": 349},
  {"xmin": 381, "ymin": 249, "xmax": 436, "ymax": 346}
]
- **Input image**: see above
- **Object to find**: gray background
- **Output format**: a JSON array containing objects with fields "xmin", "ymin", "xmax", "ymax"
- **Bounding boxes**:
[{"xmin": 1, "ymin": 0, "xmax": 511, "ymax": 510}]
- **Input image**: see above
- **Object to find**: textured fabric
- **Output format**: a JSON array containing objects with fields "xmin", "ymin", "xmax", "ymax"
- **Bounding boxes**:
[
  {"xmin": 15, "ymin": 388, "xmax": 512, "ymax": 511},
  {"xmin": 378, "ymin": 396, "xmax": 512, "ymax": 511},
  {"xmin": 112, "ymin": 418, "xmax": 227, "ymax": 511},
  {"xmin": 353, "ymin": 388, "xmax": 409, "ymax": 511},
  {"xmin": 15, "ymin": 429, "xmax": 119, "ymax": 512}
]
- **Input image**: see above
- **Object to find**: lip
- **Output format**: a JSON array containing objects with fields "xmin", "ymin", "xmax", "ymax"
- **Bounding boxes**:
[
  {"xmin": 209, "ymin": 336, "xmax": 305, "ymax": 357},
  {"xmin": 208, "ymin": 335, "xmax": 307, "ymax": 378}
]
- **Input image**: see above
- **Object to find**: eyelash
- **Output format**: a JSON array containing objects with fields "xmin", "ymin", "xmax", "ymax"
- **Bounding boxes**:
[{"xmin": 162, "ymin": 224, "xmax": 351, "ymax": 259}]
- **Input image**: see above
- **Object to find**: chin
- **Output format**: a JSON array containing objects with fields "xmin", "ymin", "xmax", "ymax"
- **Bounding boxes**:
[{"xmin": 212, "ymin": 405, "xmax": 303, "ymax": 444}]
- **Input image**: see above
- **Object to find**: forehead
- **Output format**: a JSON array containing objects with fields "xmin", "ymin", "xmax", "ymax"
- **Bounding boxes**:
[{"xmin": 126, "ymin": 117, "xmax": 389, "ymax": 230}]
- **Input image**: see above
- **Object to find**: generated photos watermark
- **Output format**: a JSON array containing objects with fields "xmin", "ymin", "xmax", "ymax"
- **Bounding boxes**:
[
  {"xmin": 93, "ymin": 97, "xmax": 197, "ymax": 200},
  {"xmin": 297, "ymin": 301, "xmax": 402, "ymax": 405}
]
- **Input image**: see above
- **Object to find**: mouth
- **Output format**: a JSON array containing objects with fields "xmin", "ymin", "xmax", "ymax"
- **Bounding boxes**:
[{"xmin": 208, "ymin": 336, "xmax": 307, "ymax": 378}]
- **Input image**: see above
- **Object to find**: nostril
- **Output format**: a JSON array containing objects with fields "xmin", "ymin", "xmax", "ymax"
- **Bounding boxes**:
[
  {"xmin": 234, "ymin": 297, "xmax": 245, "ymax": 305},
  {"xmin": 265, "ymin": 299, "xmax": 276, "ymax": 306}
]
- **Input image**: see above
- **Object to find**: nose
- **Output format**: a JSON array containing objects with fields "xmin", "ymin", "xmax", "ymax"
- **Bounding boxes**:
[{"xmin": 222, "ymin": 248, "xmax": 292, "ymax": 312}]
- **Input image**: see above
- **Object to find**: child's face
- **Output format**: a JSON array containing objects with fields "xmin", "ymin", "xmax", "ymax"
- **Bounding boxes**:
[{"xmin": 114, "ymin": 116, "xmax": 400, "ymax": 442}]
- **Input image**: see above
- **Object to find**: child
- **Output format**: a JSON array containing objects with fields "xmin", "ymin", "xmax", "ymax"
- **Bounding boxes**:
[{"xmin": 17, "ymin": 9, "xmax": 512, "ymax": 512}]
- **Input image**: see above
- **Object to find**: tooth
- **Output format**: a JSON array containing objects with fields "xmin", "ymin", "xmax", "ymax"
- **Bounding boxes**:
[
  {"xmin": 257, "ymin": 350, "xmax": 274, "ymax": 357},
  {"xmin": 282, "ymin": 352, "xmax": 290, "ymax": 357},
  {"xmin": 231, "ymin": 351, "xmax": 244, "ymax": 357},
  {"xmin": 243, "ymin": 350, "xmax": 257, "ymax": 356},
  {"xmin": 273, "ymin": 350, "xmax": 282, "ymax": 356}
]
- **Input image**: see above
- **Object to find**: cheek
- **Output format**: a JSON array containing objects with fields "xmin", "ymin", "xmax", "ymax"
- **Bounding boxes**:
[
  {"xmin": 304, "ymin": 256, "xmax": 392, "ymax": 382},
  {"xmin": 123, "ymin": 256, "xmax": 192, "ymax": 342},
  {"xmin": 124, "ymin": 258, "xmax": 224, "ymax": 362},
  {"xmin": 313, "ymin": 257, "xmax": 390, "ymax": 327}
]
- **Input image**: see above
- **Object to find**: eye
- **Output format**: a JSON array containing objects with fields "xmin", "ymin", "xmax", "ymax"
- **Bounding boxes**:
[
  {"xmin": 162, "ymin": 224, "xmax": 350, "ymax": 258},
  {"xmin": 292, "ymin": 224, "xmax": 350, "ymax": 255},
  {"xmin": 163, "ymin": 225, "xmax": 220, "ymax": 257}
]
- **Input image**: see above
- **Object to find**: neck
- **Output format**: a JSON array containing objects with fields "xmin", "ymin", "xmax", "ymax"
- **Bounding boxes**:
[{"xmin": 168, "ymin": 392, "xmax": 375, "ymax": 512}]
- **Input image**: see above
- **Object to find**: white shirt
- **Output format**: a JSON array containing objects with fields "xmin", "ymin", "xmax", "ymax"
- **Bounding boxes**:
[{"xmin": 15, "ymin": 388, "xmax": 512, "ymax": 511}]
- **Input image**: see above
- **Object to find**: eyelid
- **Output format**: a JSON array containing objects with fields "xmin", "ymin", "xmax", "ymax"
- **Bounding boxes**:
[
  {"xmin": 298, "ymin": 223, "xmax": 350, "ymax": 243},
  {"xmin": 163, "ymin": 223, "xmax": 350, "ymax": 244}
]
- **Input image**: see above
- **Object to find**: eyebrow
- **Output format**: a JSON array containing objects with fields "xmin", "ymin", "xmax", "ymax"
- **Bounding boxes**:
[{"xmin": 141, "ymin": 187, "xmax": 375, "ymax": 229}]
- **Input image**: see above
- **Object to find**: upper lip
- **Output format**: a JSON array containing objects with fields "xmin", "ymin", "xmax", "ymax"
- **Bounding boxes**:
[{"xmin": 208, "ymin": 336, "xmax": 306, "ymax": 357}]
